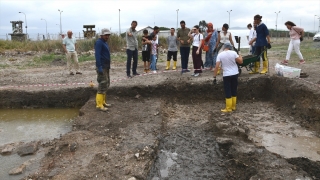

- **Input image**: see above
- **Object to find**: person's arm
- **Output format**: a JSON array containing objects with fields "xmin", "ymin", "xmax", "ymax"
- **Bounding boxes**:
[
  {"xmin": 235, "ymin": 54, "xmax": 243, "ymax": 64},
  {"xmin": 249, "ymin": 37, "xmax": 256, "ymax": 45},
  {"xmin": 94, "ymin": 40, "xmax": 103, "ymax": 74},
  {"xmin": 62, "ymin": 44, "xmax": 67, "ymax": 53},
  {"xmin": 74, "ymin": 43, "xmax": 77, "ymax": 52},
  {"xmin": 215, "ymin": 34, "xmax": 220, "ymax": 49},
  {"xmin": 266, "ymin": 35, "xmax": 271, "ymax": 44},
  {"xmin": 213, "ymin": 61, "xmax": 221, "ymax": 78},
  {"xmin": 127, "ymin": 28, "xmax": 132, "ymax": 36},
  {"xmin": 229, "ymin": 33, "xmax": 234, "ymax": 46}
]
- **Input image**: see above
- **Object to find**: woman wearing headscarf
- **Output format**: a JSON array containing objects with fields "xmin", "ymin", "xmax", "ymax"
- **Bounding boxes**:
[{"xmin": 203, "ymin": 22, "xmax": 218, "ymax": 70}]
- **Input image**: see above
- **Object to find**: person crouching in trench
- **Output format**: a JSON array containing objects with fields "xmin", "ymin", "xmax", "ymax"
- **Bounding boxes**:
[
  {"xmin": 213, "ymin": 42, "xmax": 243, "ymax": 112},
  {"xmin": 94, "ymin": 28, "xmax": 112, "ymax": 111}
]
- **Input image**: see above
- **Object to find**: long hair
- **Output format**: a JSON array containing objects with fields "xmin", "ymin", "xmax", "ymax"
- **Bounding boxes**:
[{"xmin": 284, "ymin": 21, "xmax": 296, "ymax": 26}]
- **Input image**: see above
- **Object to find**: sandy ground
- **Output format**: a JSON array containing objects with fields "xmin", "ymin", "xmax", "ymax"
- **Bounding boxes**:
[{"xmin": 0, "ymin": 41, "xmax": 320, "ymax": 180}]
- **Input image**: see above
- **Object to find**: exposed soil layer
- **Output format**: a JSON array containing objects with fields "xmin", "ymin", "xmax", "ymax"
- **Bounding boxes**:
[{"xmin": 1, "ymin": 76, "xmax": 320, "ymax": 180}]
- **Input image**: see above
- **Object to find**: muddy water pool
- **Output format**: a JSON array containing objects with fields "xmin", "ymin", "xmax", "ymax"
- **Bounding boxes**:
[{"xmin": 0, "ymin": 108, "xmax": 79, "ymax": 179}]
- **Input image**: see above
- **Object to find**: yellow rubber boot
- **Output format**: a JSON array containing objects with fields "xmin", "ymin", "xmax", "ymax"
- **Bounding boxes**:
[
  {"xmin": 96, "ymin": 93, "xmax": 108, "ymax": 111},
  {"xmin": 165, "ymin": 61, "xmax": 170, "ymax": 70},
  {"xmin": 221, "ymin": 98, "xmax": 232, "ymax": 112},
  {"xmin": 102, "ymin": 94, "xmax": 111, "ymax": 107},
  {"xmin": 260, "ymin": 61, "xmax": 268, "ymax": 74},
  {"xmin": 172, "ymin": 61, "xmax": 177, "ymax": 70},
  {"xmin": 249, "ymin": 62, "xmax": 260, "ymax": 74},
  {"xmin": 231, "ymin": 96, "xmax": 237, "ymax": 111}
]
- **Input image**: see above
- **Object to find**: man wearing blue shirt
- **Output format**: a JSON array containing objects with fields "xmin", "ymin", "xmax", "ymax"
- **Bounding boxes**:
[
  {"xmin": 95, "ymin": 28, "xmax": 112, "ymax": 112},
  {"xmin": 249, "ymin": 14, "xmax": 271, "ymax": 74}
]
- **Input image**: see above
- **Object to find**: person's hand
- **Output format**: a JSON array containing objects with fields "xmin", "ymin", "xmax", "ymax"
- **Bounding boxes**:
[
  {"xmin": 187, "ymin": 39, "xmax": 190, "ymax": 44},
  {"xmin": 213, "ymin": 49, "xmax": 217, "ymax": 54},
  {"xmin": 180, "ymin": 40, "xmax": 184, "ymax": 44},
  {"xmin": 196, "ymin": 50, "xmax": 199, "ymax": 54},
  {"xmin": 128, "ymin": 32, "xmax": 132, "ymax": 36},
  {"xmin": 213, "ymin": 77, "xmax": 217, "ymax": 85},
  {"xmin": 249, "ymin": 41, "xmax": 252, "ymax": 45},
  {"xmin": 267, "ymin": 43, "xmax": 271, "ymax": 49},
  {"xmin": 208, "ymin": 32, "xmax": 212, "ymax": 35}
]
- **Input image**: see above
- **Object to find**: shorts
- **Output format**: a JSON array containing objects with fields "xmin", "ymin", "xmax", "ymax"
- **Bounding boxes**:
[
  {"xmin": 167, "ymin": 51, "xmax": 177, "ymax": 61},
  {"xmin": 142, "ymin": 51, "xmax": 150, "ymax": 62}
]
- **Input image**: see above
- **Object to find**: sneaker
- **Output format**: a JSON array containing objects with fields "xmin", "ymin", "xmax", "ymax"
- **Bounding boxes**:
[
  {"xmin": 152, "ymin": 70, "xmax": 157, "ymax": 73},
  {"xmin": 76, "ymin": 72, "xmax": 82, "ymax": 75},
  {"xmin": 194, "ymin": 73, "xmax": 200, "ymax": 77},
  {"xmin": 185, "ymin": 69, "xmax": 190, "ymax": 72},
  {"xmin": 147, "ymin": 69, "xmax": 151, "ymax": 73},
  {"xmin": 70, "ymin": 72, "xmax": 74, "ymax": 75},
  {"xmin": 191, "ymin": 73, "xmax": 195, "ymax": 76},
  {"xmin": 127, "ymin": 75, "xmax": 132, "ymax": 78},
  {"xmin": 281, "ymin": 60, "xmax": 288, "ymax": 65},
  {"xmin": 143, "ymin": 69, "xmax": 147, "ymax": 73},
  {"xmin": 299, "ymin": 60, "xmax": 305, "ymax": 64},
  {"xmin": 133, "ymin": 72, "xmax": 140, "ymax": 76}
]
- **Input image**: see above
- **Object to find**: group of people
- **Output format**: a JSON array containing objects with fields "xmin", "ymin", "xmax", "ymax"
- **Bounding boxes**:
[{"xmin": 93, "ymin": 14, "xmax": 304, "ymax": 112}]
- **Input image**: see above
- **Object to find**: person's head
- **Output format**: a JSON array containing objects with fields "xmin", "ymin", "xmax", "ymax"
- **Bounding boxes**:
[
  {"xmin": 131, "ymin": 20, "xmax": 138, "ymax": 30},
  {"xmin": 222, "ymin": 23, "xmax": 229, "ymax": 31},
  {"xmin": 154, "ymin": 26, "xmax": 160, "ymax": 33},
  {"xmin": 284, "ymin": 21, "xmax": 296, "ymax": 30},
  {"xmin": 247, "ymin": 23, "xmax": 252, "ymax": 29},
  {"xmin": 223, "ymin": 42, "xmax": 233, "ymax": 50},
  {"xmin": 100, "ymin": 28, "xmax": 111, "ymax": 41},
  {"xmin": 180, "ymin": 20, "xmax": 186, "ymax": 28},
  {"xmin": 254, "ymin": 14, "xmax": 262, "ymax": 24},
  {"xmin": 67, "ymin": 30, "xmax": 72, "ymax": 38},
  {"xmin": 143, "ymin": 29, "xmax": 148, "ymax": 35},
  {"xmin": 151, "ymin": 35, "xmax": 157, "ymax": 41},
  {"xmin": 193, "ymin": 25, "xmax": 200, "ymax": 33},
  {"xmin": 207, "ymin": 22, "xmax": 214, "ymax": 32},
  {"xmin": 170, "ymin": 28, "xmax": 175, "ymax": 35},
  {"xmin": 61, "ymin": 34, "xmax": 65, "ymax": 39}
]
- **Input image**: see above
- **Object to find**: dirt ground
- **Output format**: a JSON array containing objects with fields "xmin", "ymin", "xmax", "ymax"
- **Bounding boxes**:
[{"xmin": 0, "ymin": 40, "xmax": 320, "ymax": 180}]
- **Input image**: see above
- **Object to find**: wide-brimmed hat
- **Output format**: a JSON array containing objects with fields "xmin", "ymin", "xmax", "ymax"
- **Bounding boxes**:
[{"xmin": 101, "ymin": 28, "xmax": 111, "ymax": 35}]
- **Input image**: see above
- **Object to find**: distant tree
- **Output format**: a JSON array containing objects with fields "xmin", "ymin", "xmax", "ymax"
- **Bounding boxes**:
[
  {"xmin": 199, "ymin": 20, "xmax": 207, "ymax": 33},
  {"xmin": 159, "ymin": 27, "xmax": 170, "ymax": 30}
]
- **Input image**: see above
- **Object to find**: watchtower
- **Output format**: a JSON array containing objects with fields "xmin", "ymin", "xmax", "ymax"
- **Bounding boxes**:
[
  {"xmin": 9, "ymin": 21, "xmax": 27, "ymax": 41},
  {"xmin": 83, "ymin": 25, "xmax": 96, "ymax": 39}
]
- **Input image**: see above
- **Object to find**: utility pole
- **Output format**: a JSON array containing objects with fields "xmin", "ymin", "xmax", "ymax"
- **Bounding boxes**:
[
  {"xmin": 176, "ymin": 9, "xmax": 179, "ymax": 30},
  {"xmin": 227, "ymin": 10, "xmax": 232, "ymax": 28},
  {"xmin": 275, "ymin": 11, "xmax": 281, "ymax": 31},
  {"xmin": 58, "ymin": 9, "xmax": 63, "ymax": 37},
  {"xmin": 119, "ymin": 9, "xmax": 121, "ymax": 36}
]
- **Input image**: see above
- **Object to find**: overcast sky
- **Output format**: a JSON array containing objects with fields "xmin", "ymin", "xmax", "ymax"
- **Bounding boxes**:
[{"xmin": 0, "ymin": 0, "xmax": 320, "ymax": 39}]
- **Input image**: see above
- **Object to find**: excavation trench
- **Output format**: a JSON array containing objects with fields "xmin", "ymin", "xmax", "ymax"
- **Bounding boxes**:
[{"xmin": 0, "ymin": 76, "xmax": 320, "ymax": 179}]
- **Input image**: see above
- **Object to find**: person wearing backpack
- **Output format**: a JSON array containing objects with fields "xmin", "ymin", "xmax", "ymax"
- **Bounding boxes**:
[
  {"xmin": 281, "ymin": 21, "xmax": 305, "ymax": 65},
  {"xmin": 188, "ymin": 25, "xmax": 204, "ymax": 77}
]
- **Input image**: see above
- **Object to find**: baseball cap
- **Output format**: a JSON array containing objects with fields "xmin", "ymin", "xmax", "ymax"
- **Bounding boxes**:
[
  {"xmin": 223, "ymin": 42, "xmax": 233, "ymax": 50},
  {"xmin": 101, "ymin": 28, "xmax": 111, "ymax": 35}
]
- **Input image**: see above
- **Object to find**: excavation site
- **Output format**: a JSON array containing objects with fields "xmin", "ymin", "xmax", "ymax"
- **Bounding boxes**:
[{"xmin": 1, "ymin": 70, "xmax": 320, "ymax": 180}]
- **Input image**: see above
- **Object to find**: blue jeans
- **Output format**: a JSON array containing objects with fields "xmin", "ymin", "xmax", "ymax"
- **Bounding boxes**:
[
  {"xmin": 180, "ymin": 46, "xmax": 190, "ymax": 71},
  {"xmin": 126, "ymin": 48, "xmax": 138, "ymax": 75},
  {"xmin": 150, "ymin": 54, "xmax": 157, "ymax": 71},
  {"xmin": 223, "ymin": 74, "xmax": 238, "ymax": 98}
]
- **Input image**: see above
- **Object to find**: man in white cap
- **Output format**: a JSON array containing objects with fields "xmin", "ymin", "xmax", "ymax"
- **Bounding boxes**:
[
  {"xmin": 213, "ymin": 42, "xmax": 243, "ymax": 112},
  {"xmin": 94, "ymin": 28, "xmax": 112, "ymax": 111}
]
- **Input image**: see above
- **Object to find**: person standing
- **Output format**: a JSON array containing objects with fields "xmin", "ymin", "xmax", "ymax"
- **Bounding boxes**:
[
  {"xmin": 141, "ymin": 30, "xmax": 151, "ymax": 73},
  {"xmin": 213, "ymin": 42, "xmax": 243, "ymax": 112},
  {"xmin": 249, "ymin": 14, "xmax": 271, "ymax": 74},
  {"xmin": 150, "ymin": 26, "xmax": 160, "ymax": 69},
  {"xmin": 94, "ymin": 28, "xmax": 112, "ymax": 112},
  {"xmin": 166, "ymin": 28, "xmax": 179, "ymax": 70},
  {"xmin": 214, "ymin": 23, "xmax": 235, "ymax": 75},
  {"xmin": 188, "ymin": 25, "xmax": 204, "ymax": 77},
  {"xmin": 150, "ymin": 35, "xmax": 158, "ymax": 73},
  {"xmin": 62, "ymin": 30, "xmax": 82, "ymax": 75},
  {"xmin": 177, "ymin": 20, "xmax": 191, "ymax": 73},
  {"xmin": 247, "ymin": 23, "xmax": 255, "ymax": 55},
  {"xmin": 126, "ymin": 20, "xmax": 140, "ymax": 78},
  {"xmin": 203, "ymin": 22, "xmax": 218, "ymax": 70},
  {"xmin": 281, "ymin": 21, "xmax": 305, "ymax": 65}
]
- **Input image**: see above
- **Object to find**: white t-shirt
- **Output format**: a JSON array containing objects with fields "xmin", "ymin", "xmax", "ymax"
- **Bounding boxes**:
[
  {"xmin": 248, "ymin": 29, "xmax": 255, "ymax": 41},
  {"xmin": 216, "ymin": 50, "xmax": 239, "ymax": 77},
  {"xmin": 191, "ymin": 33, "xmax": 203, "ymax": 47}
]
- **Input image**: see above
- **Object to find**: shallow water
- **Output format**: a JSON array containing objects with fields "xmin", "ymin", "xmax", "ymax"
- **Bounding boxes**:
[
  {"xmin": 0, "ymin": 108, "xmax": 78, "ymax": 145},
  {"xmin": 0, "ymin": 108, "xmax": 78, "ymax": 179}
]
